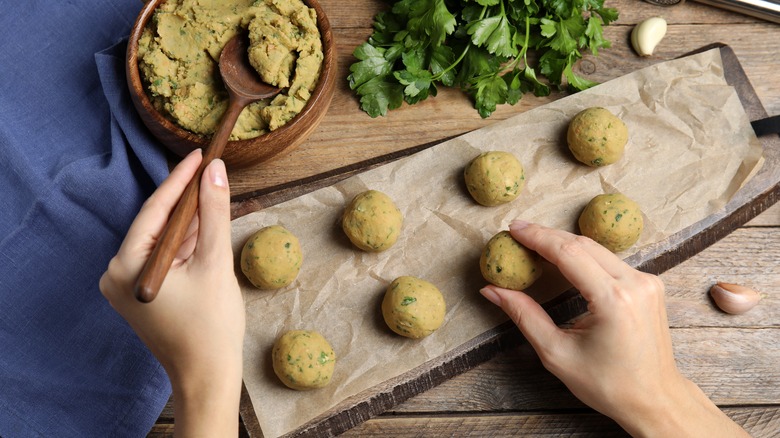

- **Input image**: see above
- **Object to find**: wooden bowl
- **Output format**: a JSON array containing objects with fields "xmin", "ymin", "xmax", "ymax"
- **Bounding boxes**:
[{"xmin": 126, "ymin": 0, "xmax": 336, "ymax": 169}]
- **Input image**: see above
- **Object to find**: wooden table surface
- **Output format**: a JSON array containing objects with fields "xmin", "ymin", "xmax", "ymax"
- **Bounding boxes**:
[{"xmin": 150, "ymin": 0, "xmax": 780, "ymax": 435}]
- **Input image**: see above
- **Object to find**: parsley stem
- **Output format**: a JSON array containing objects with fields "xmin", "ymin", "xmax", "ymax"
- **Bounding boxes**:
[
  {"xmin": 521, "ymin": 16, "xmax": 530, "ymax": 62},
  {"xmin": 430, "ymin": 0, "xmax": 487, "ymax": 82},
  {"xmin": 432, "ymin": 44, "xmax": 469, "ymax": 82}
]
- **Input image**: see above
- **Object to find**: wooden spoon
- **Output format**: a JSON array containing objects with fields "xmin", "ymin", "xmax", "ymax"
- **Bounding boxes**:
[{"xmin": 134, "ymin": 33, "xmax": 281, "ymax": 303}]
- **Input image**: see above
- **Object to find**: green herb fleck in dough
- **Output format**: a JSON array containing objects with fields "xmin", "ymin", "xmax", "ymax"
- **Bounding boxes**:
[
  {"xmin": 318, "ymin": 351, "xmax": 329, "ymax": 365},
  {"xmin": 342, "ymin": 190, "xmax": 402, "ymax": 252},
  {"xmin": 578, "ymin": 193, "xmax": 643, "ymax": 253},
  {"xmin": 240, "ymin": 225, "xmax": 302, "ymax": 290},
  {"xmin": 383, "ymin": 276, "xmax": 446, "ymax": 339},
  {"xmin": 464, "ymin": 151, "xmax": 525, "ymax": 206},
  {"xmin": 273, "ymin": 330, "xmax": 336, "ymax": 391},
  {"xmin": 568, "ymin": 107, "xmax": 628, "ymax": 167},
  {"xmin": 480, "ymin": 231, "xmax": 542, "ymax": 290},
  {"xmin": 401, "ymin": 296, "xmax": 417, "ymax": 306}
]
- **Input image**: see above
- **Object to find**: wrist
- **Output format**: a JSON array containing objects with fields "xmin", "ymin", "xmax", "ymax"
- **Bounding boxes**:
[
  {"xmin": 612, "ymin": 375, "xmax": 692, "ymax": 437},
  {"xmin": 169, "ymin": 360, "xmax": 243, "ymax": 437},
  {"xmin": 613, "ymin": 376, "xmax": 748, "ymax": 438}
]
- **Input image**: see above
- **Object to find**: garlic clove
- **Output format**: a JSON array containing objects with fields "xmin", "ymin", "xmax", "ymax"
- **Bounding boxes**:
[
  {"xmin": 631, "ymin": 17, "xmax": 667, "ymax": 57},
  {"xmin": 709, "ymin": 282, "xmax": 761, "ymax": 315}
]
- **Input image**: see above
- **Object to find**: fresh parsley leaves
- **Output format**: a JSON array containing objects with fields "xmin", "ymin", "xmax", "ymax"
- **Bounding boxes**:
[{"xmin": 347, "ymin": 0, "xmax": 619, "ymax": 118}]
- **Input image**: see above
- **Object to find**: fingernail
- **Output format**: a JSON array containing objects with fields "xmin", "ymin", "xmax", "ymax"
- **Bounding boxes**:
[
  {"xmin": 209, "ymin": 159, "xmax": 227, "ymax": 188},
  {"xmin": 480, "ymin": 287, "xmax": 502, "ymax": 306},
  {"xmin": 509, "ymin": 220, "xmax": 531, "ymax": 232},
  {"xmin": 187, "ymin": 148, "xmax": 202, "ymax": 157}
]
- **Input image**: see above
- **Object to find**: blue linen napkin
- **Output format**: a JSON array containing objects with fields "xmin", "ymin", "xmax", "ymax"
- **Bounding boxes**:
[{"xmin": 1, "ymin": 2, "xmax": 174, "ymax": 436}]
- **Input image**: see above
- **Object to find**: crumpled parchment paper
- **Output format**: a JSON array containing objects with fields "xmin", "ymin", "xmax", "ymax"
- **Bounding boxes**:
[{"xmin": 230, "ymin": 48, "xmax": 764, "ymax": 437}]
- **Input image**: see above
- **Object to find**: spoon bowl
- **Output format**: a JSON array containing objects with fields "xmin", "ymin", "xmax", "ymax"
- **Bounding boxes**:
[{"xmin": 220, "ymin": 34, "xmax": 283, "ymax": 104}]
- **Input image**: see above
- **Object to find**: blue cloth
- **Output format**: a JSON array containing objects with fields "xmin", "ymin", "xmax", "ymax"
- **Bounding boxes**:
[{"xmin": 0, "ymin": 2, "xmax": 173, "ymax": 436}]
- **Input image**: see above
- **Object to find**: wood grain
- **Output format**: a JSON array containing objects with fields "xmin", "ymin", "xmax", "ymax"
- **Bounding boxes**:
[
  {"xmin": 149, "ymin": 0, "xmax": 780, "ymax": 435},
  {"xmin": 151, "ymin": 206, "xmax": 780, "ymax": 436},
  {"xmin": 747, "ymin": 202, "xmax": 780, "ymax": 226},
  {"xmin": 228, "ymin": 40, "xmax": 780, "ymax": 434},
  {"xmin": 387, "ymin": 328, "xmax": 780, "ymax": 412},
  {"xmin": 225, "ymin": 0, "xmax": 780, "ymax": 200},
  {"xmin": 663, "ymin": 228, "xmax": 779, "ymax": 328},
  {"xmin": 339, "ymin": 407, "xmax": 780, "ymax": 437}
]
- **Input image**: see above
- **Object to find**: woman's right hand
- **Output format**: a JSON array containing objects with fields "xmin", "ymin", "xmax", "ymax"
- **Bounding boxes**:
[{"xmin": 480, "ymin": 220, "xmax": 748, "ymax": 437}]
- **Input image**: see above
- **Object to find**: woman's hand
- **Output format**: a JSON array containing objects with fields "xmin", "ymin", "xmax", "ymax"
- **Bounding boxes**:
[
  {"xmin": 480, "ymin": 220, "xmax": 748, "ymax": 437},
  {"xmin": 99, "ymin": 150, "xmax": 244, "ymax": 436}
]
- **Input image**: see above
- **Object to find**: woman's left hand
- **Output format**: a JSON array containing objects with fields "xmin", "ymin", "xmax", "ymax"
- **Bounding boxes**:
[{"xmin": 99, "ymin": 150, "xmax": 245, "ymax": 436}]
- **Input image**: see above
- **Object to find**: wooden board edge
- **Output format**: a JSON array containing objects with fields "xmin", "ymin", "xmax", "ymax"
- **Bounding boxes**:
[
  {"xmin": 238, "ymin": 44, "xmax": 780, "ymax": 437},
  {"xmin": 539, "ymin": 43, "xmax": 780, "ymax": 357},
  {"xmin": 285, "ymin": 322, "xmax": 518, "ymax": 437},
  {"xmin": 335, "ymin": 406, "xmax": 780, "ymax": 437},
  {"xmin": 230, "ymin": 137, "xmax": 459, "ymax": 219}
]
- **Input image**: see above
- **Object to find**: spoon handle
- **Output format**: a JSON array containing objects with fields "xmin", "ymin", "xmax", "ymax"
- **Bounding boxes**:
[{"xmin": 134, "ymin": 97, "xmax": 247, "ymax": 303}]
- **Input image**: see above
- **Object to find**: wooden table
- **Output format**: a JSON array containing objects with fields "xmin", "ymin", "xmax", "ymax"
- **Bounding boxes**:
[{"xmin": 150, "ymin": 0, "xmax": 780, "ymax": 435}]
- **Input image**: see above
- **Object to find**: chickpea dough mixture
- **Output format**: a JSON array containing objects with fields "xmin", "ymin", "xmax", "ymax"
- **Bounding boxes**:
[{"xmin": 138, "ymin": 0, "xmax": 323, "ymax": 139}]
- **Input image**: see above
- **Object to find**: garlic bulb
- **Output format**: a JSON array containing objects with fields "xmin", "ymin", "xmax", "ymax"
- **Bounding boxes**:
[
  {"xmin": 709, "ymin": 282, "xmax": 761, "ymax": 315},
  {"xmin": 631, "ymin": 17, "xmax": 667, "ymax": 57}
]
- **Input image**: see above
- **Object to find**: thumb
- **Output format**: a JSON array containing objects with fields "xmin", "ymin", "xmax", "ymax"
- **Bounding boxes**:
[
  {"xmin": 480, "ymin": 285, "xmax": 561, "ymax": 359},
  {"xmin": 194, "ymin": 158, "xmax": 233, "ymax": 264}
]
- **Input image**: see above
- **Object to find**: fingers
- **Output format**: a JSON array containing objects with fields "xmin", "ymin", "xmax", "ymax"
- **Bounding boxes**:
[
  {"xmin": 175, "ymin": 214, "xmax": 200, "ymax": 262},
  {"xmin": 480, "ymin": 285, "xmax": 563, "ymax": 361},
  {"xmin": 511, "ymin": 220, "xmax": 629, "ymax": 279},
  {"xmin": 508, "ymin": 221, "xmax": 619, "ymax": 303},
  {"xmin": 101, "ymin": 150, "xmax": 203, "ymax": 305},
  {"xmin": 192, "ymin": 159, "xmax": 233, "ymax": 267},
  {"xmin": 119, "ymin": 149, "xmax": 204, "ymax": 263}
]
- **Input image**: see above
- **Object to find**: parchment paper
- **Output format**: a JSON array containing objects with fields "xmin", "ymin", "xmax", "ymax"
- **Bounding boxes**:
[{"xmin": 231, "ymin": 48, "xmax": 764, "ymax": 437}]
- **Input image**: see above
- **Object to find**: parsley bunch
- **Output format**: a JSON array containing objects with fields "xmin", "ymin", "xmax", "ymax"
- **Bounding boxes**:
[{"xmin": 347, "ymin": 0, "xmax": 618, "ymax": 118}]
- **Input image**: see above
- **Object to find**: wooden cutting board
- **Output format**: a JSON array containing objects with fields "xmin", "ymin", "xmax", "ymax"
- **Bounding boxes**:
[{"xmin": 232, "ymin": 44, "xmax": 780, "ymax": 437}]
